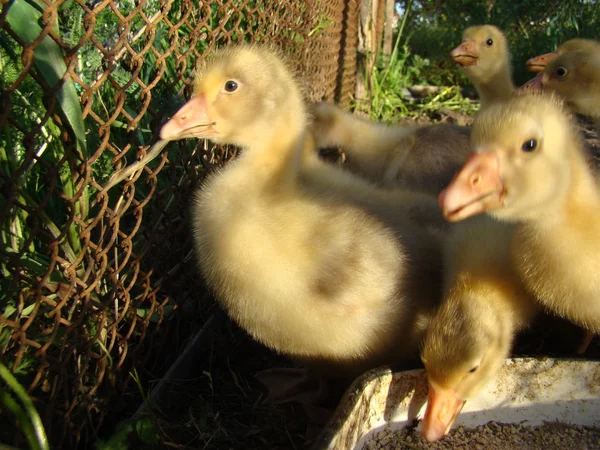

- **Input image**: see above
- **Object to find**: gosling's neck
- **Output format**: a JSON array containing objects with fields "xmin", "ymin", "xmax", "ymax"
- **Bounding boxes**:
[
  {"xmin": 526, "ymin": 142, "xmax": 600, "ymax": 230},
  {"xmin": 560, "ymin": 152, "xmax": 600, "ymax": 224},
  {"xmin": 240, "ymin": 103, "xmax": 308, "ymax": 191},
  {"xmin": 473, "ymin": 64, "xmax": 514, "ymax": 110}
]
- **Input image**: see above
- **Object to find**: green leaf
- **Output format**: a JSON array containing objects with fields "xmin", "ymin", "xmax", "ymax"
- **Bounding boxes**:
[
  {"xmin": 6, "ymin": 0, "xmax": 87, "ymax": 159},
  {"xmin": 94, "ymin": 418, "xmax": 160, "ymax": 449},
  {"xmin": 135, "ymin": 417, "xmax": 159, "ymax": 445},
  {"xmin": 136, "ymin": 305, "xmax": 175, "ymax": 322},
  {"xmin": 2, "ymin": 302, "xmax": 36, "ymax": 319},
  {"xmin": 94, "ymin": 420, "xmax": 132, "ymax": 450}
]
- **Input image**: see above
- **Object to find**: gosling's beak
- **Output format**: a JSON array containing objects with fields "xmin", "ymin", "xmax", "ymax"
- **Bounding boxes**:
[
  {"xmin": 422, "ymin": 384, "xmax": 466, "ymax": 442},
  {"xmin": 439, "ymin": 151, "xmax": 504, "ymax": 222},
  {"xmin": 160, "ymin": 95, "xmax": 216, "ymax": 141},
  {"xmin": 450, "ymin": 40, "xmax": 479, "ymax": 66},
  {"xmin": 525, "ymin": 51, "xmax": 558, "ymax": 73},
  {"xmin": 517, "ymin": 73, "xmax": 544, "ymax": 94}
]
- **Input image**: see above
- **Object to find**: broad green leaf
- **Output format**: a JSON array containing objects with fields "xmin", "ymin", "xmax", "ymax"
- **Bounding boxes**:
[
  {"xmin": 6, "ymin": 0, "xmax": 89, "ymax": 242},
  {"xmin": 6, "ymin": 0, "xmax": 87, "ymax": 159}
]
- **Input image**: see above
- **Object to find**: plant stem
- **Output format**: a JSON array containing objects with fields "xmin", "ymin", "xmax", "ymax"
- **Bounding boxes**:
[
  {"xmin": 380, "ymin": 0, "xmax": 413, "ymax": 88},
  {"xmin": 392, "ymin": 0, "xmax": 413, "ymax": 64}
]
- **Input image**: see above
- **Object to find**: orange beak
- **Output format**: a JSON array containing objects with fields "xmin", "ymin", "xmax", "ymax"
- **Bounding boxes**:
[
  {"xmin": 439, "ymin": 151, "xmax": 504, "ymax": 222},
  {"xmin": 160, "ymin": 95, "xmax": 216, "ymax": 141},
  {"xmin": 525, "ymin": 51, "xmax": 558, "ymax": 73},
  {"xmin": 450, "ymin": 40, "xmax": 478, "ymax": 66},
  {"xmin": 517, "ymin": 73, "xmax": 544, "ymax": 94},
  {"xmin": 422, "ymin": 384, "xmax": 466, "ymax": 442}
]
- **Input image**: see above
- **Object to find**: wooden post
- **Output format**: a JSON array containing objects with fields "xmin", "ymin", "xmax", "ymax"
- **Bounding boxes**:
[
  {"xmin": 382, "ymin": 0, "xmax": 395, "ymax": 56},
  {"xmin": 355, "ymin": 0, "xmax": 381, "ymax": 111}
]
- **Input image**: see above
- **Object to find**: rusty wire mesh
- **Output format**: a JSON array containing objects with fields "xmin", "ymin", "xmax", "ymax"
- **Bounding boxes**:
[
  {"xmin": 0, "ymin": 0, "xmax": 358, "ymax": 447},
  {"xmin": 337, "ymin": 0, "xmax": 359, "ymax": 106}
]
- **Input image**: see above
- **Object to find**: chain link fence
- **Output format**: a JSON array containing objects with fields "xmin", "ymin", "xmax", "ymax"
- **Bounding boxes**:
[{"xmin": 0, "ymin": 0, "xmax": 359, "ymax": 447}]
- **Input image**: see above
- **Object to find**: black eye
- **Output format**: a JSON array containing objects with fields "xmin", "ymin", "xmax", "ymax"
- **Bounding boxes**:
[
  {"xmin": 486, "ymin": 38, "xmax": 493, "ymax": 46},
  {"xmin": 555, "ymin": 66, "xmax": 568, "ymax": 78},
  {"xmin": 469, "ymin": 365, "xmax": 479, "ymax": 373},
  {"xmin": 522, "ymin": 139, "xmax": 538, "ymax": 152},
  {"xmin": 224, "ymin": 80, "xmax": 238, "ymax": 92}
]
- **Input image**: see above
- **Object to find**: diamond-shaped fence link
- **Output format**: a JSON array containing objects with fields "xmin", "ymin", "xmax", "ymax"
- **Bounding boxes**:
[{"xmin": 0, "ymin": 0, "xmax": 359, "ymax": 447}]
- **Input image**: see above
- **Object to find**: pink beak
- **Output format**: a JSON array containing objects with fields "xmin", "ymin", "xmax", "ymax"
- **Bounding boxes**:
[
  {"xmin": 517, "ymin": 73, "xmax": 544, "ymax": 94},
  {"xmin": 439, "ymin": 151, "xmax": 505, "ymax": 221},
  {"xmin": 422, "ymin": 384, "xmax": 466, "ymax": 442},
  {"xmin": 160, "ymin": 95, "xmax": 215, "ymax": 141},
  {"xmin": 450, "ymin": 40, "xmax": 478, "ymax": 66},
  {"xmin": 525, "ymin": 51, "xmax": 558, "ymax": 73}
]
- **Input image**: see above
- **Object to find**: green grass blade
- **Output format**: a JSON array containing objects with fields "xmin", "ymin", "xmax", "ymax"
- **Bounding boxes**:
[
  {"xmin": 0, "ymin": 363, "xmax": 49, "ymax": 450},
  {"xmin": 0, "ymin": 389, "xmax": 41, "ymax": 450},
  {"xmin": 18, "ymin": 190, "xmax": 79, "ymax": 265}
]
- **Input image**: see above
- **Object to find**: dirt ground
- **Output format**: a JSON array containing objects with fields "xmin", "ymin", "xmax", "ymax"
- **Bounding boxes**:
[{"xmin": 141, "ymin": 317, "xmax": 310, "ymax": 449}]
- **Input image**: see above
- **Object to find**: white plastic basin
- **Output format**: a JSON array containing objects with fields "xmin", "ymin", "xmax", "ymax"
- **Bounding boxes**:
[{"xmin": 314, "ymin": 357, "xmax": 600, "ymax": 449}]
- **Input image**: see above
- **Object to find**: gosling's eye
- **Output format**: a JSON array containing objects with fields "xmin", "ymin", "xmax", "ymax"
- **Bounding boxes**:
[
  {"xmin": 469, "ymin": 365, "xmax": 479, "ymax": 373},
  {"xmin": 522, "ymin": 139, "xmax": 538, "ymax": 152},
  {"xmin": 555, "ymin": 66, "xmax": 568, "ymax": 78},
  {"xmin": 224, "ymin": 80, "xmax": 238, "ymax": 92},
  {"xmin": 486, "ymin": 38, "xmax": 493, "ymax": 46}
]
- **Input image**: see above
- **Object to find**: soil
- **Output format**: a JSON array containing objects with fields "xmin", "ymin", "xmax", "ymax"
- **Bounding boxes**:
[
  {"xmin": 140, "ymin": 316, "xmax": 309, "ymax": 449},
  {"xmin": 367, "ymin": 422, "xmax": 600, "ymax": 450}
]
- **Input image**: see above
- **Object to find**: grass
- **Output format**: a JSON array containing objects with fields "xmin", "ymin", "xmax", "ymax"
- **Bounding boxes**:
[
  {"xmin": 352, "ymin": 1, "xmax": 480, "ymax": 124},
  {"xmin": 1, "ymin": 0, "xmax": 210, "ymax": 446},
  {"xmin": 354, "ymin": 44, "xmax": 479, "ymax": 124},
  {"xmin": 0, "ymin": 363, "xmax": 49, "ymax": 450}
]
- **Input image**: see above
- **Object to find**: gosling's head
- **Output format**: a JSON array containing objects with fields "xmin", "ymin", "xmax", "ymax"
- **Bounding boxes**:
[
  {"xmin": 421, "ymin": 296, "xmax": 503, "ymax": 442},
  {"xmin": 439, "ymin": 93, "xmax": 577, "ymax": 222},
  {"xmin": 531, "ymin": 49, "xmax": 600, "ymax": 118},
  {"xmin": 526, "ymin": 38, "xmax": 600, "ymax": 72},
  {"xmin": 160, "ymin": 45, "xmax": 305, "ymax": 148},
  {"xmin": 451, "ymin": 25, "xmax": 511, "ymax": 83}
]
